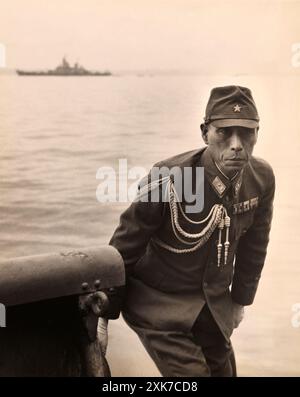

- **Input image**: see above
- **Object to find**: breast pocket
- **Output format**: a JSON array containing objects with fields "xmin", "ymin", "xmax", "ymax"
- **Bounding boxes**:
[{"xmin": 233, "ymin": 209, "xmax": 256, "ymax": 241}]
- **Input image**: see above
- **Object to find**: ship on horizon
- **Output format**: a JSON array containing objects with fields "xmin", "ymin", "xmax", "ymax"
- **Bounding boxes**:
[{"xmin": 16, "ymin": 57, "xmax": 112, "ymax": 76}]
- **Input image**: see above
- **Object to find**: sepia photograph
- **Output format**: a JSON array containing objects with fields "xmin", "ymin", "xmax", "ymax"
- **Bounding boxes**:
[{"xmin": 0, "ymin": 0, "xmax": 299, "ymax": 382}]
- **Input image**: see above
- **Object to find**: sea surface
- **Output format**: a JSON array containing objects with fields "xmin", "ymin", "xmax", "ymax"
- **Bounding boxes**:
[{"xmin": 0, "ymin": 73, "xmax": 299, "ymax": 376}]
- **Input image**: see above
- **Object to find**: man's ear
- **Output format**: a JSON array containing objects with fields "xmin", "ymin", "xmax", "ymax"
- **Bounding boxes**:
[
  {"xmin": 254, "ymin": 126, "xmax": 259, "ymax": 144},
  {"xmin": 200, "ymin": 123, "xmax": 209, "ymax": 145}
]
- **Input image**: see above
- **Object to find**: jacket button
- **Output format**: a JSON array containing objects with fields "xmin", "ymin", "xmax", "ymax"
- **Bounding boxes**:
[
  {"xmin": 203, "ymin": 282, "xmax": 208, "ymax": 288},
  {"xmin": 94, "ymin": 279, "xmax": 101, "ymax": 289}
]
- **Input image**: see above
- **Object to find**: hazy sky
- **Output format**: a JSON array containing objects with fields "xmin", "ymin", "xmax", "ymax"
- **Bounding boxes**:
[{"xmin": 1, "ymin": 0, "xmax": 299, "ymax": 72}]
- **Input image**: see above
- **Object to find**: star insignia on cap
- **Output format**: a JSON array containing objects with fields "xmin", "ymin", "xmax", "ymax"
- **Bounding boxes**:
[{"xmin": 233, "ymin": 104, "xmax": 242, "ymax": 112}]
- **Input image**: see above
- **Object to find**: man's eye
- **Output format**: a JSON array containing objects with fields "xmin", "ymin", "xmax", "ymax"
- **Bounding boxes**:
[
  {"xmin": 241, "ymin": 129, "xmax": 255, "ymax": 138},
  {"xmin": 217, "ymin": 129, "xmax": 226, "ymax": 135}
]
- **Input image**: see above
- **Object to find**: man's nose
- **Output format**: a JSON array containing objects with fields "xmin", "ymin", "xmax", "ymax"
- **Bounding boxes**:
[{"xmin": 230, "ymin": 133, "xmax": 243, "ymax": 152}]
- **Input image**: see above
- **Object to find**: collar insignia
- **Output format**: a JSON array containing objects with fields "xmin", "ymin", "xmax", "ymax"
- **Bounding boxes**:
[
  {"xmin": 234, "ymin": 177, "xmax": 242, "ymax": 196},
  {"xmin": 212, "ymin": 176, "xmax": 226, "ymax": 197}
]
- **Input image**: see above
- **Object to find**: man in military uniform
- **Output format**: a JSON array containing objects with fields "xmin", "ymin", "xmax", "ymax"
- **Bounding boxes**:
[{"xmin": 106, "ymin": 86, "xmax": 275, "ymax": 376}]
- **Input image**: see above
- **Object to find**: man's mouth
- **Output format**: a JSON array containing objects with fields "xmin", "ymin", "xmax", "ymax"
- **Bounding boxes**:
[{"xmin": 224, "ymin": 157, "xmax": 246, "ymax": 165}]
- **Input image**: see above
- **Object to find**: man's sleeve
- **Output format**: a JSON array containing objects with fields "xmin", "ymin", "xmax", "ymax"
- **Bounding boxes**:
[
  {"xmin": 109, "ymin": 171, "xmax": 165, "ymax": 276},
  {"xmin": 231, "ymin": 168, "xmax": 275, "ymax": 306},
  {"xmin": 105, "ymin": 170, "xmax": 166, "ymax": 318}
]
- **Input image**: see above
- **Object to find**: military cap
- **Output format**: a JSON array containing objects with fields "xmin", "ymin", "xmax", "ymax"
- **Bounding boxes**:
[{"xmin": 204, "ymin": 85, "xmax": 259, "ymax": 128}]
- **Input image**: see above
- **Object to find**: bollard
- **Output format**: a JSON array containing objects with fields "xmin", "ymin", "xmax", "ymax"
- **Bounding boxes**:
[{"xmin": 0, "ymin": 245, "xmax": 125, "ymax": 377}]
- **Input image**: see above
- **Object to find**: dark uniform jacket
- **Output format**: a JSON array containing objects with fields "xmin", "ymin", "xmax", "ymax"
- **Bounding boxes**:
[{"xmin": 109, "ymin": 147, "xmax": 275, "ymax": 341}]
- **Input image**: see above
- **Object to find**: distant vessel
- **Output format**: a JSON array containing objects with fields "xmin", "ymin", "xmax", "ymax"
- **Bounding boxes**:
[{"xmin": 16, "ymin": 57, "xmax": 111, "ymax": 76}]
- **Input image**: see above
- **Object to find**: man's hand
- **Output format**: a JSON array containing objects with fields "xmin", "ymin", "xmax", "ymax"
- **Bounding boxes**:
[
  {"xmin": 232, "ymin": 303, "xmax": 245, "ymax": 329},
  {"xmin": 97, "ymin": 317, "xmax": 109, "ymax": 356}
]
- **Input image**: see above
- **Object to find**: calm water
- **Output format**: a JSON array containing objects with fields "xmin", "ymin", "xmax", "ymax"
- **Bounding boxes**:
[{"xmin": 0, "ymin": 74, "xmax": 299, "ymax": 376}]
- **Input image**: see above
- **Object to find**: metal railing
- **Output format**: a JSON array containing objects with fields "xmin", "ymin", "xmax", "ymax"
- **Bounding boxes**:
[{"xmin": 0, "ymin": 245, "xmax": 125, "ymax": 377}]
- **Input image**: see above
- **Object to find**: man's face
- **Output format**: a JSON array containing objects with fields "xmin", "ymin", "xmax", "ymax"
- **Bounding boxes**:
[{"xmin": 202, "ymin": 124, "xmax": 258, "ymax": 176}]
